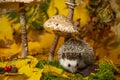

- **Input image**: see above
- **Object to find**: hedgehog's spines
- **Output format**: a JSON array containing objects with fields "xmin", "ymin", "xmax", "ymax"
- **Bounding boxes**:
[{"xmin": 58, "ymin": 38, "xmax": 95, "ymax": 65}]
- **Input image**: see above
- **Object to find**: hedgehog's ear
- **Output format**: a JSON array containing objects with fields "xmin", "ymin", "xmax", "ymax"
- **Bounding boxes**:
[{"xmin": 62, "ymin": 53, "xmax": 65, "ymax": 59}]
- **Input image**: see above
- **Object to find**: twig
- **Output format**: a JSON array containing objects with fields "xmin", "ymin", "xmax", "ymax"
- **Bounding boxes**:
[
  {"xmin": 31, "ymin": 4, "xmax": 40, "ymax": 19},
  {"xmin": 66, "ymin": 0, "xmax": 75, "ymax": 20}
]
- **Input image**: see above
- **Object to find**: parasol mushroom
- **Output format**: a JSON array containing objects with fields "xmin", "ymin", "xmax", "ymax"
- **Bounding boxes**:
[
  {"xmin": 0, "ymin": 0, "xmax": 46, "ymax": 58},
  {"xmin": 43, "ymin": 14, "xmax": 79, "ymax": 61}
]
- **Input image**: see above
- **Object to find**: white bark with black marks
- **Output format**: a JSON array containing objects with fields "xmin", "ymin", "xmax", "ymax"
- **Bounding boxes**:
[{"xmin": 19, "ymin": 3, "xmax": 28, "ymax": 58}]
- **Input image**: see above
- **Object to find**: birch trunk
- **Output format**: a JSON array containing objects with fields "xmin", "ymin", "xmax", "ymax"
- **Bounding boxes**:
[{"xmin": 19, "ymin": 3, "xmax": 28, "ymax": 58}]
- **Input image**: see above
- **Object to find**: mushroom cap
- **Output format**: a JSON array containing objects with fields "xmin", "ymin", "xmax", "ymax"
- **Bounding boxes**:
[{"xmin": 43, "ymin": 15, "xmax": 78, "ymax": 35}]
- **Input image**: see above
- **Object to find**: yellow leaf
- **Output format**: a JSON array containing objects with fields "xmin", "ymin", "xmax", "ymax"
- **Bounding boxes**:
[
  {"xmin": 0, "ymin": 15, "xmax": 13, "ymax": 40},
  {"xmin": 43, "ymin": 65, "xmax": 73, "ymax": 79},
  {"xmin": 19, "ymin": 64, "xmax": 43, "ymax": 80},
  {"xmin": 0, "ymin": 61, "xmax": 8, "ymax": 67},
  {"xmin": 106, "ymin": 59, "xmax": 120, "ymax": 74},
  {"xmin": 47, "ymin": 0, "xmax": 90, "ymax": 25},
  {"xmin": 27, "ymin": 56, "xmax": 38, "ymax": 67},
  {"xmin": 3, "ymin": 76, "xmax": 9, "ymax": 80},
  {"xmin": 15, "ymin": 59, "xmax": 29, "ymax": 69},
  {"xmin": 27, "ymin": 69, "xmax": 43, "ymax": 80},
  {"xmin": 15, "ymin": 56, "xmax": 38, "ymax": 69},
  {"xmin": 9, "ymin": 17, "xmax": 18, "ymax": 24},
  {"xmin": 26, "ymin": 7, "xmax": 35, "ymax": 17},
  {"xmin": 18, "ymin": 65, "xmax": 33, "ymax": 77},
  {"xmin": 3, "ymin": 74, "xmax": 28, "ymax": 80},
  {"xmin": 44, "ymin": 65, "xmax": 63, "ymax": 74},
  {"xmin": 31, "ymin": 12, "xmax": 40, "ymax": 22}
]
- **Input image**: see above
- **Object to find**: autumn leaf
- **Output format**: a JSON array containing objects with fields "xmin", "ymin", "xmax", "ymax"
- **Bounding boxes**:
[
  {"xmin": 47, "ymin": 0, "xmax": 90, "ymax": 25},
  {"xmin": 15, "ymin": 56, "xmax": 38, "ymax": 69},
  {"xmin": 27, "ymin": 69, "xmax": 43, "ymax": 80},
  {"xmin": 43, "ymin": 65, "xmax": 74, "ymax": 79},
  {"xmin": 19, "ymin": 64, "xmax": 43, "ymax": 79}
]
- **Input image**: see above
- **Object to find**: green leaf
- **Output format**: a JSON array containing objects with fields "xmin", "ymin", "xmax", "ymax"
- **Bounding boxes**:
[
  {"xmin": 31, "ymin": 21, "xmax": 43, "ymax": 30},
  {"xmin": 8, "ymin": 10, "xmax": 19, "ymax": 23}
]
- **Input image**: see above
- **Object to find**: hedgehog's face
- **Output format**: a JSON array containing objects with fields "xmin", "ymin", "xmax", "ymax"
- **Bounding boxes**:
[{"xmin": 59, "ymin": 58, "xmax": 79, "ymax": 73}]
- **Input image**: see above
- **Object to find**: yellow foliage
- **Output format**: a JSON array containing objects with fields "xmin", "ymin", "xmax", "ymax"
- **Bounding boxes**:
[
  {"xmin": 31, "ymin": 11, "xmax": 40, "ymax": 22},
  {"xmin": 0, "ymin": 0, "xmax": 120, "ymax": 67},
  {"xmin": 44, "ymin": 65, "xmax": 63, "ymax": 74},
  {"xmin": 47, "ymin": 0, "xmax": 67, "ymax": 17},
  {"xmin": 106, "ymin": 59, "xmax": 120, "ymax": 74},
  {"xmin": 26, "ymin": 7, "xmax": 35, "ymax": 17},
  {"xmin": 18, "ymin": 64, "xmax": 43, "ymax": 80},
  {"xmin": 11, "ymin": 23, "xmax": 21, "ymax": 32},
  {"xmin": 3, "ymin": 74, "xmax": 28, "ymax": 80},
  {"xmin": 0, "ymin": 15, "xmax": 18, "ymax": 57},
  {"xmin": 0, "ymin": 0, "xmax": 89, "ymax": 59},
  {"xmin": 0, "ymin": 43, "xmax": 20, "ymax": 56},
  {"xmin": 40, "ymin": 33, "xmax": 55, "ymax": 48},
  {"xmin": 27, "ymin": 69, "xmax": 43, "ymax": 80},
  {"xmin": 0, "ymin": 56, "xmax": 38, "ymax": 68},
  {"xmin": 16, "ymin": 56, "xmax": 38, "ymax": 69},
  {"xmin": 8, "ymin": 17, "xmax": 18, "ymax": 24},
  {"xmin": 18, "ymin": 65, "xmax": 34, "ymax": 76},
  {"xmin": 27, "ymin": 56, "xmax": 38, "ymax": 67},
  {"xmin": 43, "ymin": 65, "xmax": 74, "ymax": 79},
  {"xmin": 47, "ymin": 0, "xmax": 90, "ymax": 25},
  {"xmin": 0, "ymin": 56, "xmax": 43, "ymax": 80},
  {"xmin": 0, "ymin": 61, "xmax": 8, "ymax": 67},
  {"xmin": 74, "ymin": 5, "xmax": 90, "ymax": 25},
  {"xmin": 2, "ymin": 76, "xmax": 9, "ymax": 80},
  {"xmin": 0, "ymin": 15, "xmax": 13, "ymax": 40},
  {"xmin": 28, "ymin": 32, "xmax": 55, "ymax": 54},
  {"xmin": 0, "ymin": 15, "xmax": 55, "ymax": 57}
]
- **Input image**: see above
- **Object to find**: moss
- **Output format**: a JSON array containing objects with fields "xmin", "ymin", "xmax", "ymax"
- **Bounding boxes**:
[{"xmin": 36, "ymin": 60, "xmax": 116, "ymax": 80}]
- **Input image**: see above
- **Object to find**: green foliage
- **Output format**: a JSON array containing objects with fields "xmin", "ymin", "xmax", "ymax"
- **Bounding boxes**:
[
  {"xmin": 83, "ymin": 62, "xmax": 116, "ymax": 80},
  {"xmin": 43, "ymin": 74, "xmax": 69, "ymax": 80},
  {"xmin": 98, "ymin": 62, "xmax": 113, "ymax": 70},
  {"xmin": 36, "ymin": 60, "xmax": 46, "ymax": 69},
  {"xmin": 7, "ymin": 0, "xmax": 50, "ymax": 30},
  {"xmin": 36, "ymin": 60, "xmax": 116, "ymax": 80},
  {"xmin": 36, "ymin": 60, "xmax": 71, "ymax": 80},
  {"xmin": 88, "ymin": 0, "xmax": 115, "ymax": 27},
  {"xmin": 89, "ymin": 0, "xmax": 101, "ymax": 7},
  {"xmin": 31, "ymin": 21, "xmax": 43, "ymax": 30},
  {"xmin": 8, "ymin": 10, "xmax": 19, "ymax": 23},
  {"xmin": 72, "ymin": 74, "xmax": 83, "ymax": 80},
  {"xmin": 36, "ymin": 60, "xmax": 63, "ymax": 69},
  {"xmin": 39, "ymin": 0, "xmax": 50, "ymax": 13}
]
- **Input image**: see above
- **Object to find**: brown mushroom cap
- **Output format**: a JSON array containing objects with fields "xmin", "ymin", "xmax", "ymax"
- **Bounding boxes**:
[{"xmin": 43, "ymin": 15, "xmax": 78, "ymax": 35}]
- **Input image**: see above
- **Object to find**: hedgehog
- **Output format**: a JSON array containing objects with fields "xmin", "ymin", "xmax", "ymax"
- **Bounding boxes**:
[{"xmin": 57, "ymin": 39, "xmax": 95, "ymax": 73}]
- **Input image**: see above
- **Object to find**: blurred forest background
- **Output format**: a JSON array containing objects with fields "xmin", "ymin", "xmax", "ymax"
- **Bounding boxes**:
[{"xmin": 0, "ymin": 0, "xmax": 120, "ymax": 66}]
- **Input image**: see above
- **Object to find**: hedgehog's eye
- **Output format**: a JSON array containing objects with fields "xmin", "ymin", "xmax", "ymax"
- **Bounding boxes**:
[
  {"xmin": 76, "ymin": 63, "xmax": 79, "ymax": 67},
  {"xmin": 68, "ymin": 64, "xmax": 71, "ymax": 67}
]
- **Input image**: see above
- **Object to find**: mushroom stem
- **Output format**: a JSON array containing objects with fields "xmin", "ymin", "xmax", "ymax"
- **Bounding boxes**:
[
  {"xmin": 65, "ymin": 0, "xmax": 75, "ymax": 41},
  {"xmin": 48, "ymin": 0, "xmax": 76, "ymax": 61},
  {"xmin": 19, "ymin": 3, "xmax": 28, "ymax": 58},
  {"xmin": 49, "ymin": 35, "xmax": 60, "ymax": 61},
  {"xmin": 67, "ymin": 0, "xmax": 75, "ymax": 20}
]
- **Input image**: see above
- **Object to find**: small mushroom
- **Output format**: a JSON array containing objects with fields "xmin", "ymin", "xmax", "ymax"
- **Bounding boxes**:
[
  {"xmin": 44, "ymin": 15, "xmax": 78, "ymax": 36},
  {"xmin": 43, "ymin": 15, "xmax": 79, "ymax": 61}
]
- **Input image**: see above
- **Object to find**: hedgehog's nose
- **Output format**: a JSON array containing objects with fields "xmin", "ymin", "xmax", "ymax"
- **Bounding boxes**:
[{"xmin": 71, "ymin": 67, "xmax": 76, "ymax": 73}]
